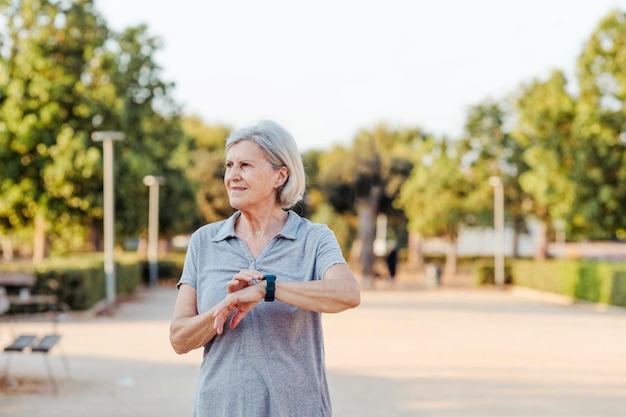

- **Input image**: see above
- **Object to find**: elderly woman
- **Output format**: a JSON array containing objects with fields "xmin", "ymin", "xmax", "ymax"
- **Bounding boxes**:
[{"xmin": 170, "ymin": 120, "xmax": 361, "ymax": 417}]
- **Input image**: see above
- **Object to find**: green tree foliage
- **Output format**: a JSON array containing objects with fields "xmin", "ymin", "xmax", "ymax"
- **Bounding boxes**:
[
  {"xmin": 510, "ymin": 70, "xmax": 577, "ymax": 259},
  {"xmin": 181, "ymin": 116, "xmax": 233, "ymax": 224},
  {"xmin": 102, "ymin": 24, "xmax": 199, "ymax": 242},
  {"xmin": 460, "ymin": 100, "xmax": 533, "ymax": 259},
  {"xmin": 0, "ymin": 0, "xmax": 197, "ymax": 257},
  {"xmin": 317, "ymin": 124, "xmax": 421, "ymax": 282},
  {"xmin": 573, "ymin": 9, "xmax": 626, "ymax": 239},
  {"xmin": 0, "ymin": 0, "xmax": 111, "ymax": 257},
  {"xmin": 315, "ymin": 144, "xmax": 359, "ymax": 262},
  {"xmin": 301, "ymin": 148, "xmax": 356, "ymax": 257},
  {"xmin": 397, "ymin": 139, "xmax": 474, "ymax": 276}
]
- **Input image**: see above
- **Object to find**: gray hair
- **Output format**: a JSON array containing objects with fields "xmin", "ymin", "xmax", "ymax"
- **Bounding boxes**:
[{"xmin": 225, "ymin": 120, "xmax": 306, "ymax": 209}]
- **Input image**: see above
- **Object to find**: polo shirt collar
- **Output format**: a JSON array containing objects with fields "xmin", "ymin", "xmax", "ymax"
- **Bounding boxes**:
[
  {"xmin": 277, "ymin": 210, "xmax": 300, "ymax": 240},
  {"xmin": 212, "ymin": 210, "xmax": 300, "ymax": 242}
]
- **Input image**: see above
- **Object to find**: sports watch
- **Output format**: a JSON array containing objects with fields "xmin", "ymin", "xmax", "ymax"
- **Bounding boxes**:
[{"xmin": 263, "ymin": 274, "xmax": 276, "ymax": 302}]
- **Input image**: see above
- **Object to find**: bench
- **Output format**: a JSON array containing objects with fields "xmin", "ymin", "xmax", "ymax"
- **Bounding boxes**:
[
  {"xmin": 4, "ymin": 335, "xmax": 37, "ymax": 352},
  {"xmin": 5, "ymin": 334, "xmax": 63, "ymax": 354},
  {"xmin": 0, "ymin": 271, "xmax": 57, "ymax": 314},
  {"xmin": 0, "ymin": 272, "xmax": 70, "ymax": 393},
  {"xmin": 0, "ymin": 271, "xmax": 35, "ymax": 288}
]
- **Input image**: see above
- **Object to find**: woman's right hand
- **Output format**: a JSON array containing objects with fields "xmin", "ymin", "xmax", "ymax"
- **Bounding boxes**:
[
  {"xmin": 213, "ymin": 281, "xmax": 266, "ymax": 334},
  {"xmin": 227, "ymin": 269, "xmax": 264, "ymax": 293}
]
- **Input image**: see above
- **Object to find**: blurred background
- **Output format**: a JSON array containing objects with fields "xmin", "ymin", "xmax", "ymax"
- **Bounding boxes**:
[{"xmin": 1, "ymin": 0, "xmax": 626, "ymax": 310}]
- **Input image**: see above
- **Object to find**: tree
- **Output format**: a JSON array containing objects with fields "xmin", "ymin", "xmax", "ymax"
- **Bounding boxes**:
[
  {"xmin": 302, "ymin": 148, "xmax": 356, "ymax": 257},
  {"xmin": 0, "ymin": 0, "xmax": 197, "ymax": 258},
  {"xmin": 397, "ymin": 138, "xmax": 474, "ymax": 277},
  {"xmin": 460, "ymin": 99, "xmax": 530, "ymax": 258},
  {"xmin": 0, "ymin": 0, "xmax": 111, "ymax": 258},
  {"xmin": 510, "ymin": 70, "xmax": 577, "ymax": 259},
  {"xmin": 573, "ymin": 9, "xmax": 626, "ymax": 239},
  {"xmin": 101, "ymin": 24, "xmax": 199, "ymax": 243},
  {"xmin": 317, "ymin": 124, "xmax": 421, "ymax": 286},
  {"xmin": 315, "ymin": 144, "xmax": 360, "ymax": 258},
  {"xmin": 182, "ymin": 116, "xmax": 233, "ymax": 224}
]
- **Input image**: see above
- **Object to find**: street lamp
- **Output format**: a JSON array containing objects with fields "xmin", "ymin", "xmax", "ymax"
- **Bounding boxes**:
[
  {"xmin": 92, "ymin": 131, "xmax": 125, "ymax": 311},
  {"xmin": 143, "ymin": 175, "xmax": 166, "ymax": 287},
  {"xmin": 489, "ymin": 176, "xmax": 505, "ymax": 287}
]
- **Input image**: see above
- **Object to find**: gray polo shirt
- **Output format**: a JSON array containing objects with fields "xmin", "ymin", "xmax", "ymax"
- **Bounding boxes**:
[{"xmin": 178, "ymin": 210, "xmax": 346, "ymax": 417}]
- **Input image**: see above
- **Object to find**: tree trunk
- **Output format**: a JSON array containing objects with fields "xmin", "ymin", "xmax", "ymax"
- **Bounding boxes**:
[
  {"xmin": 136, "ymin": 235, "xmax": 148, "ymax": 257},
  {"xmin": 407, "ymin": 232, "xmax": 424, "ymax": 270},
  {"xmin": 356, "ymin": 185, "xmax": 382, "ymax": 288},
  {"xmin": 512, "ymin": 214, "xmax": 526, "ymax": 259},
  {"xmin": 512, "ymin": 221, "xmax": 520, "ymax": 259},
  {"xmin": 1, "ymin": 236, "xmax": 14, "ymax": 261},
  {"xmin": 444, "ymin": 237, "xmax": 458, "ymax": 278},
  {"xmin": 32, "ymin": 215, "xmax": 48, "ymax": 262},
  {"xmin": 349, "ymin": 238, "xmax": 362, "ymax": 265},
  {"xmin": 534, "ymin": 220, "xmax": 548, "ymax": 261},
  {"xmin": 88, "ymin": 224, "xmax": 103, "ymax": 252}
]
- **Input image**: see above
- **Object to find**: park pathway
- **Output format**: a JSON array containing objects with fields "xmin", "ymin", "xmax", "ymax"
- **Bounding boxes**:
[{"xmin": 1, "ymin": 283, "xmax": 625, "ymax": 417}]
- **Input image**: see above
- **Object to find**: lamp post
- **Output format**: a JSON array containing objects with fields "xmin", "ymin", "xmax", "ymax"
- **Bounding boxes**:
[
  {"xmin": 143, "ymin": 175, "xmax": 166, "ymax": 287},
  {"xmin": 92, "ymin": 131, "xmax": 125, "ymax": 310},
  {"xmin": 489, "ymin": 176, "xmax": 505, "ymax": 287}
]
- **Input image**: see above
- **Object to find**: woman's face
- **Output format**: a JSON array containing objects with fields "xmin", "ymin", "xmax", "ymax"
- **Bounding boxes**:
[{"xmin": 224, "ymin": 140, "xmax": 286, "ymax": 211}]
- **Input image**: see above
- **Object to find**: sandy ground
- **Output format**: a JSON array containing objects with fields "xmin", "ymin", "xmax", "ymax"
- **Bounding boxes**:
[{"xmin": 1, "ymin": 272, "xmax": 625, "ymax": 417}]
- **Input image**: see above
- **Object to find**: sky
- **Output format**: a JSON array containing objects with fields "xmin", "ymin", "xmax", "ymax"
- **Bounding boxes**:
[{"xmin": 97, "ymin": 0, "xmax": 626, "ymax": 151}]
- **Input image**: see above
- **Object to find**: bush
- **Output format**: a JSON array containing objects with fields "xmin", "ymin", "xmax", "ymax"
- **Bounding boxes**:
[
  {"xmin": 1, "ymin": 253, "xmax": 143, "ymax": 311},
  {"xmin": 474, "ymin": 259, "xmax": 513, "ymax": 285},
  {"xmin": 512, "ymin": 259, "xmax": 626, "ymax": 308},
  {"xmin": 140, "ymin": 253, "xmax": 185, "ymax": 285}
]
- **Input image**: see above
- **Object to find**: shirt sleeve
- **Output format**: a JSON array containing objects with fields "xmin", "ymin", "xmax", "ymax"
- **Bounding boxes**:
[
  {"xmin": 176, "ymin": 230, "xmax": 199, "ymax": 289},
  {"xmin": 314, "ymin": 224, "xmax": 347, "ymax": 280}
]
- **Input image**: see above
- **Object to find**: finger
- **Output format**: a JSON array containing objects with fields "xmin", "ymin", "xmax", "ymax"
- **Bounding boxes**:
[
  {"xmin": 238, "ymin": 270, "xmax": 264, "ymax": 282},
  {"xmin": 213, "ymin": 306, "xmax": 228, "ymax": 334},
  {"xmin": 227, "ymin": 279, "xmax": 243, "ymax": 292},
  {"xmin": 214, "ymin": 311, "xmax": 225, "ymax": 334},
  {"xmin": 214, "ymin": 307, "xmax": 233, "ymax": 334},
  {"xmin": 213, "ymin": 300, "xmax": 234, "ymax": 334},
  {"xmin": 229, "ymin": 309, "xmax": 247, "ymax": 329},
  {"xmin": 229, "ymin": 274, "xmax": 264, "ymax": 292},
  {"xmin": 227, "ymin": 274, "xmax": 256, "ymax": 293}
]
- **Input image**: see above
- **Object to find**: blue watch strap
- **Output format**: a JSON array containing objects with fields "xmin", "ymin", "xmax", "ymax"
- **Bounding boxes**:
[{"xmin": 264, "ymin": 274, "xmax": 276, "ymax": 302}]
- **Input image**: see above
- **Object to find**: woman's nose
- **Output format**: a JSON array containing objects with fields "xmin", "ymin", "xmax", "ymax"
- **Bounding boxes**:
[{"xmin": 225, "ymin": 166, "xmax": 241, "ymax": 179}]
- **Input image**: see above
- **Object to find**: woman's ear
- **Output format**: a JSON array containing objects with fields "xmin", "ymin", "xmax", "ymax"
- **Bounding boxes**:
[{"xmin": 275, "ymin": 166, "xmax": 289, "ymax": 188}]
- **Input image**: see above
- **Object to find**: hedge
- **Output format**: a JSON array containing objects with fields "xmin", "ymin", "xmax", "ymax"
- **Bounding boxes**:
[
  {"xmin": 473, "ymin": 259, "xmax": 514, "ymax": 285},
  {"xmin": 1, "ymin": 253, "xmax": 142, "ymax": 311},
  {"xmin": 512, "ymin": 259, "xmax": 626, "ymax": 308},
  {"xmin": 34, "ymin": 253, "xmax": 143, "ymax": 311},
  {"xmin": 140, "ymin": 252, "xmax": 186, "ymax": 285}
]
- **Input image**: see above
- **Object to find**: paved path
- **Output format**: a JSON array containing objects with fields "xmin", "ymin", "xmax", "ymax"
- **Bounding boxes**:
[{"xmin": 1, "ymin": 285, "xmax": 625, "ymax": 416}]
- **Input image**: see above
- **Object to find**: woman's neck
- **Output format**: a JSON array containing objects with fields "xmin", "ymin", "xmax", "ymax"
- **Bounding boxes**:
[
  {"xmin": 235, "ymin": 209, "xmax": 289, "ymax": 259},
  {"xmin": 236, "ymin": 209, "xmax": 289, "ymax": 240}
]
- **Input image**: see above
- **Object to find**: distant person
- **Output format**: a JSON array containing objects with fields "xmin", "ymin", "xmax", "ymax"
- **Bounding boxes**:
[
  {"xmin": 169, "ymin": 120, "xmax": 361, "ymax": 417},
  {"xmin": 386, "ymin": 241, "xmax": 398, "ymax": 282},
  {"xmin": 426, "ymin": 262, "xmax": 442, "ymax": 287}
]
